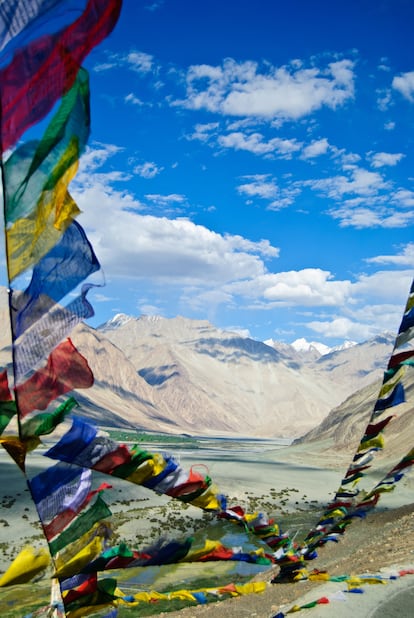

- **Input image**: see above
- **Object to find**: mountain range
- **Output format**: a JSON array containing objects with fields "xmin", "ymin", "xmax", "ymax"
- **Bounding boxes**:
[{"xmin": 0, "ymin": 286, "xmax": 399, "ymax": 439}]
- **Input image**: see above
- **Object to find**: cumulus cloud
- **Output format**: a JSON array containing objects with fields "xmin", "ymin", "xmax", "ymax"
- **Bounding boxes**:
[
  {"xmin": 392, "ymin": 189, "xmax": 414, "ymax": 208},
  {"xmin": 218, "ymin": 131, "xmax": 301, "ymax": 157},
  {"xmin": 261, "ymin": 269, "xmax": 351, "ymax": 306},
  {"xmin": 367, "ymin": 244, "xmax": 414, "ymax": 266},
  {"xmin": 174, "ymin": 57, "xmax": 355, "ymax": 120},
  {"xmin": 299, "ymin": 164, "xmax": 413, "ymax": 228},
  {"xmin": 237, "ymin": 175, "xmax": 279, "ymax": 200},
  {"xmin": 301, "ymin": 138, "xmax": 330, "ymax": 159},
  {"xmin": 145, "ymin": 193, "xmax": 186, "ymax": 205},
  {"xmin": 226, "ymin": 269, "xmax": 351, "ymax": 308},
  {"xmin": 369, "ymin": 151, "xmax": 404, "ymax": 168},
  {"xmin": 352, "ymin": 269, "xmax": 413, "ymax": 300},
  {"xmin": 308, "ymin": 167, "xmax": 389, "ymax": 198},
  {"xmin": 125, "ymin": 50, "xmax": 154, "ymax": 74},
  {"xmin": 306, "ymin": 268, "xmax": 413, "ymax": 340},
  {"xmin": 307, "ymin": 316, "xmax": 372, "ymax": 340},
  {"xmin": 73, "ymin": 147, "xmax": 279, "ymax": 287},
  {"xmin": 327, "ymin": 203, "xmax": 414, "ymax": 229},
  {"xmin": 237, "ymin": 175, "xmax": 300, "ymax": 210},
  {"xmin": 392, "ymin": 71, "xmax": 414, "ymax": 101},
  {"xmin": 376, "ymin": 88, "xmax": 392, "ymax": 111}
]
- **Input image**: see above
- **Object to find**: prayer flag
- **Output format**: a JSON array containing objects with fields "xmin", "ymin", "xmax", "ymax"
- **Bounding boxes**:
[
  {"xmin": 0, "ymin": 0, "xmax": 122, "ymax": 152},
  {"xmin": 0, "ymin": 1, "xmax": 88, "ymax": 58},
  {"xmin": 15, "ymin": 338, "xmax": 94, "ymax": 416}
]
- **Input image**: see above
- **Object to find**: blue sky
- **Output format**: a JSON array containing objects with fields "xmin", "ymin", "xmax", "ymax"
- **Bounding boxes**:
[{"xmin": 5, "ymin": 0, "xmax": 414, "ymax": 346}]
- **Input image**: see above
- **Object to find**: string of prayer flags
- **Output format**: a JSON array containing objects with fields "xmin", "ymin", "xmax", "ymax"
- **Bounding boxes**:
[
  {"xmin": 4, "ymin": 3, "xmax": 414, "ymax": 616},
  {"xmin": 60, "ymin": 579, "xmax": 267, "ymax": 617},
  {"xmin": 299, "ymin": 277, "xmax": 414, "ymax": 561}
]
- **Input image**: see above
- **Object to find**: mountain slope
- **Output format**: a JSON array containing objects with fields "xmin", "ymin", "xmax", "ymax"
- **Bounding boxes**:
[{"xmin": 291, "ymin": 365, "xmax": 414, "ymax": 469}]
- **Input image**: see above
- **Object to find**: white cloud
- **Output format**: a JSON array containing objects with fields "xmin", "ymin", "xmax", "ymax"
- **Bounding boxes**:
[
  {"xmin": 369, "ymin": 151, "xmax": 404, "ymax": 168},
  {"xmin": 392, "ymin": 189, "xmax": 414, "ymax": 208},
  {"xmin": 139, "ymin": 302, "xmax": 163, "ymax": 314},
  {"xmin": 328, "ymin": 203, "xmax": 414, "ymax": 229},
  {"xmin": 93, "ymin": 50, "xmax": 154, "ymax": 75},
  {"xmin": 392, "ymin": 71, "xmax": 414, "ymax": 102},
  {"xmin": 307, "ymin": 316, "xmax": 372, "ymax": 340},
  {"xmin": 187, "ymin": 122, "xmax": 219, "ymax": 142},
  {"xmin": 227, "ymin": 268, "xmax": 351, "ymax": 308},
  {"xmin": 308, "ymin": 167, "xmax": 389, "ymax": 199},
  {"xmin": 384, "ymin": 121, "xmax": 395, "ymax": 131},
  {"xmin": 237, "ymin": 175, "xmax": 278, "ymax": 200},
  {"xmin": 80, "ymin": 143, "xmax": 124, "ymax": 172},
  {"xmin": 70, "ymin": 146, "xmax": 412, "ymax": 345},
  {"xmin": 262, "ymin": 269, "xmax": 351, "ymax": 306},
  {"xmin": 367, "ymin": 244, "xmax": 414, "ymax": 266},
  {"xmin": 134, "ymin": 161, "xmax": 163, "ymax": 178},
  {"xmin": 93, "ymin": 62, "xmax": 118, "ymax": 72},
  {"xmin": 376, "ymin": 88, "xmax": 392, "ymax": 111},
  {"xmin": 301, "ymin": 138, "xmax": 330, "ymax": 159},
  {"xmin": 126, "ymin": 51, "xmax": 153, "ymax": 74},
  {"xmin": 175, "ymin": 57, "xmax": 355, "ymax": 120},
  {"xmin": 352, "ymin": 269, "xmax": 413, "ymax": 300},
  {"xmin": 145, "ymin": 193, "xmax": 186, "ymax": 205},
  {"xmin": 237, "ymin": 175, "xmax": 299, "ymax": 210},
  {"xmin": 218, "ymin": 131, "xmax": 301, "ymax": 157},
  {"xmin": 306, "ymin": 268, "xmax": 414, "ymax": 340},
  {"xmin": 125, "ymin": 93, "xmax": 144, "ymax": 106}
]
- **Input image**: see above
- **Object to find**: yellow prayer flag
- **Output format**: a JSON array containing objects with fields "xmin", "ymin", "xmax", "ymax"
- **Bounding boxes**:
[
  {"xmin": 0, "ymin": 546, "xmax": 50, "ymax": 586},
  {"xmin": 7, "ymin": 159, "xmax": 80, "ymax": 280},
  {"xmin": 55, "ymin": 535, "xmax": 103, "ymax": 578}
]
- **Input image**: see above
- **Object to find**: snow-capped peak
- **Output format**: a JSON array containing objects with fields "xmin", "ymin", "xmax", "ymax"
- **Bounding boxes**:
[
  {"xmin": 101, "ymin": 313, "xmax": 133, "ymax": 330},
  {"xmin": 291, "ymin": 338, "xmax": 331, "ymax": 356}
]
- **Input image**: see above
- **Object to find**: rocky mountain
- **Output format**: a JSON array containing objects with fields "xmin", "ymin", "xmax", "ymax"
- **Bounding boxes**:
[
  {"xmin": 95, "ymin": 314, "xmax": 337, "ymax": 437},
  {"xmin": 92, "ymin": 313, "xmax": 395, "ymax": 438}
]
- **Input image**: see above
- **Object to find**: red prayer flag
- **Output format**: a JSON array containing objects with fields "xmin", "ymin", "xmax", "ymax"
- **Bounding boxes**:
[
  {"xmin": 15, "ymin": 338, "xmax": 93, "ymax": 417},
  {"xmin": 0, "ymin": 370, "xmax": 12, "ymax": 400},
  {"xmin": 0, "ymin": 0, "xmax": 122, "ymax": 153}
]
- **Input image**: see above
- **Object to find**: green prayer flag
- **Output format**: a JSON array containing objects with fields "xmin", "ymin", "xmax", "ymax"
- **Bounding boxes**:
[
  {"xmin": 49, "ymin": 495, "xmax": 111, "ymax": 555},
  {"xmin": 21, "ymin": 397, "xmax": 79, "ymax": 437},
  {"xmin": 0, "ymin": 400, "xmax": 17, "ymax": 434}
]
